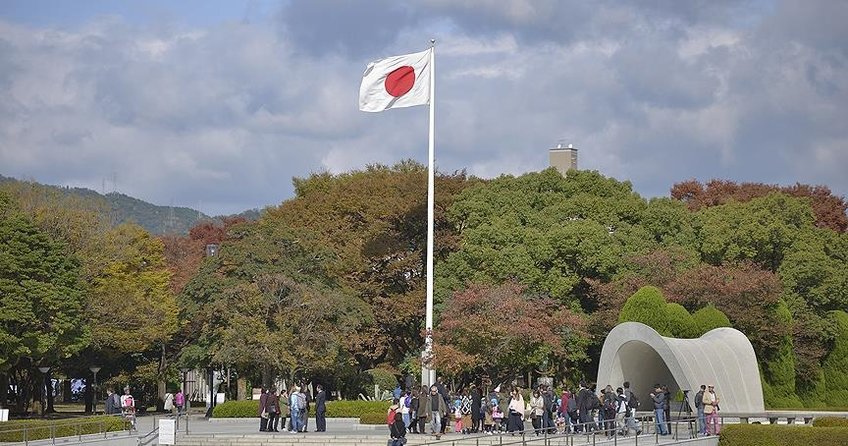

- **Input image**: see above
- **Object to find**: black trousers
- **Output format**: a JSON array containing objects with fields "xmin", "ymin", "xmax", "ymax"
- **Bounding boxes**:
[
  {"xmin": 418, "ymin": 416, "xmax": 426, "ymax": 433},
  {"xmin": 471, "ymin": 414, "xmax": 481, "ymax": 433},
  {"xmin": 268, "ymin": 411, "xmax": 279, "ymax": 431},
  {"xmin": 316, "ymin": 410, "xmax": 326, "ymax": 431},
  {"xmin": 260, "ymin": 416, "xmax": 268, "ymax": 431}
]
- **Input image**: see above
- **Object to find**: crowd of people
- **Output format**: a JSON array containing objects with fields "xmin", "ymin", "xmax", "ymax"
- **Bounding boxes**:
[
  {"xmin": 384, "ymin": 377, "xmax": 722, "ymax": 440},
  {"xmin": 257, "ymin": 384, "xmax": 327, "ymax": 433}
]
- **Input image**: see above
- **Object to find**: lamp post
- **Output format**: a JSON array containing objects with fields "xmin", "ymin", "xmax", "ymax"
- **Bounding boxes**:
[
  {"xmin": 37, "ymin": 366, "xmax": 51, "ymax": 417},
  {"xmin": 89, "ymin": 366, "xmax": 101, "ymax": 415}
]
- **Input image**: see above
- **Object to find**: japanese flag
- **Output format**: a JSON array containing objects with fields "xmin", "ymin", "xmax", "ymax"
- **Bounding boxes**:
[{"xmin": 359, "ymin": 48, "xmax": 432, "ymax": 112}]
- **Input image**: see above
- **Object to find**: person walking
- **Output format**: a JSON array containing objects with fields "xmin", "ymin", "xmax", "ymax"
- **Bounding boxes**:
[
  {"xmin": 174, "ymin": 389, "xmax": 185, "ymax": 417},
  {"xmin": 506, "ymin": 388, "xmax": 525, "ymax": 433},
  {"xmin": 163, "ymin": 389, "xmax": 175, "ymax": 416},
  {"xmin": 315, "ymin": 384, "xmax": 327, "ymax": 432},
  {"xmin": 409, "ymin": 389, "xmax": 419, "ymax": 433},
  {"xmin": 602, "ymin": 386, "xmax": 618, "ymax": 438},
  {"xmin": 460, "ymin": 390, "xmax": 472, "ymax": 434},
  {"xmin": 530, "ymin": 389, "xmax": 544, "ymax": 434},
  {"xmin": 703, "ymin": 385, "xmax": 721, "ymax": 435},
  {"xmin": 425, "ymin": 385, "xmax": 449, "ymax": 439}
]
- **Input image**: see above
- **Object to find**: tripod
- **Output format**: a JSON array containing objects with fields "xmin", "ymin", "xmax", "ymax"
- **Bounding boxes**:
[{"xmin": 676, "ymin": 391, "xmax": 695, "ymax": 439}]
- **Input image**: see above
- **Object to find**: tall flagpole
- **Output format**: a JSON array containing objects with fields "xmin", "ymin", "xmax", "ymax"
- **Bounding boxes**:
[{"xmin": 423, "ymin": 39, "xmax": 436, "ymax": 388}]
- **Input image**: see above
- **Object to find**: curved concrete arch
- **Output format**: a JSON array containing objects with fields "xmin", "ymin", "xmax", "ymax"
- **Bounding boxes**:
[{"xmin": 596, "ymin": 322, "xmax": 764, "ymax": 413}]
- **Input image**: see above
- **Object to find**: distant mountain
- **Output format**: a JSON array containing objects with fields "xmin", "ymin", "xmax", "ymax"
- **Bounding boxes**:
[{"xmin": 0, "ymin": 174, "xmax": 216, "ymax": 235}]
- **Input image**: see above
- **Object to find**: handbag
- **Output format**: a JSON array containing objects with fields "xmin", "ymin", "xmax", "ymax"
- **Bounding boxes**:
[{"xmin": 261, "ymin": 410, "xmax": 268, "ymax": 419}]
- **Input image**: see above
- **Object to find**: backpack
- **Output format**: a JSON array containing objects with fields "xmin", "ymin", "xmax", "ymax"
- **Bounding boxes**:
[
  {"xmin": 627, "ymin": 394, "xmax": 639, "ymax": 411},
  {"xmin": 603, "ymin": 395, "xmax": 617, "ymax": 412}
]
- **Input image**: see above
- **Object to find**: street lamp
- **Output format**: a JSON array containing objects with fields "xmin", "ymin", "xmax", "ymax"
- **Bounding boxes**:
[
  {"xmin": 37, "ymin": 366, "xmax": 51, "ymax": 417},
  {"xmin": 89, "ymin": 366, "xmax": 101, "ymax": 415},
  {"xmin": 180, "ymin": 367, "xmax": 191, "ymax": 417}
]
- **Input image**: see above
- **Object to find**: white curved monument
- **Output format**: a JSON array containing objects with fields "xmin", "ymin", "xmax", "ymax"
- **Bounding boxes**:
[{"xmin": 596, "ymin": 322, "xmax": 764, "ymax": 413}]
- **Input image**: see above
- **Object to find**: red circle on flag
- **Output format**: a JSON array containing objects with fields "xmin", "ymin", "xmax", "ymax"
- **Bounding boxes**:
[{"xmin": 384, "ymin": 66, "xmax": 415, "ymax": 97}]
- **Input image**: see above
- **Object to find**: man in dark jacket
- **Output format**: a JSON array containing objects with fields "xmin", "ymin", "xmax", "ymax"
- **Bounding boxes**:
[
  {"xmin": 650, "ymin": 385, "xmax": 668, "ymax": 435},
  {"xmin": 694, "ymin": 385, "xmax": 706, "ymax": 436},
  {"xmin": 315, "ymin": 384, "xmax": 327, "ymax": 432},
  {"xmin": 575, "ymin": 383, "xmax": 596, "ymax": 433}
]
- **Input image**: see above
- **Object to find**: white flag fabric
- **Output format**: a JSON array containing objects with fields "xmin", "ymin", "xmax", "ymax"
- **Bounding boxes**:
[{"xmin": 359, "ymin": 48, "xmax": 432, "ymax": 112}]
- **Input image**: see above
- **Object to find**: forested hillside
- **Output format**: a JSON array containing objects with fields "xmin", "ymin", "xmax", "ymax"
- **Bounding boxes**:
[{"xmin": 0, "ymin": 174, "xmax": 213, "ymax": 234}]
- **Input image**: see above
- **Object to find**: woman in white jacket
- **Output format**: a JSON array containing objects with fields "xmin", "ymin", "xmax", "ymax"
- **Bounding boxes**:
[{"xmin": 507, "ymin": 388, "xmax": 525, "ymax": 433}]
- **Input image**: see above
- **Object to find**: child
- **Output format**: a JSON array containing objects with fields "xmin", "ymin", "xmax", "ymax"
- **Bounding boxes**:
[
  {"xmin": 483, "ymin": 402, "xmax": 494, "ymax": 434},
  {"xmin": 555, "ymin": 414, "xmax": 566, "ymax": 434},
  {"xmin": 491, "ymin": 403, "xmax": 504, "ymax": 433},
  {"xmin": 454, "ymin": 404, "xmax": 462, "ymax": 433}
]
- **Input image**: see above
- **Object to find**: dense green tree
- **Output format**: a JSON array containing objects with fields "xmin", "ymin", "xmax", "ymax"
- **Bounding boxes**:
[
  {"xmin": 821, "ymin": 311, "xmax": 848, "ymax": 407},
  {"xmin": 179, "ymin": 218, "xmax": 371, "ymax": 384},
  {"xmin": 695, "ymin": 193, "xmax": 815, "ymax": 271},
  {"xmin": 0, "ymin": 193, "xmax": 89, "ymax": 411},
  {"xmin": 265, "ymin": 162, "xmax": 477, "ymax": 369},
  {"xmin": 440, "ymin": 169, "xmax": 653, "ymax": 311}
]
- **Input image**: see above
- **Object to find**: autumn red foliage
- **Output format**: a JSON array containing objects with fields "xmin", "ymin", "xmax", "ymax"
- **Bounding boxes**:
[{"xmin": 671, "ymin": 179, "xmax": 848, "ymax": 232}]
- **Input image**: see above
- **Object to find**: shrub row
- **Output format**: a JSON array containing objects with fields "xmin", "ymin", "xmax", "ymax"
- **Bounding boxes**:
[
  {"xmin": 212, "ymin": 399, "xmax": 392, "ymax": 418},
  {"xmin": 812, "ymin": 417, "xmax": 848, "ymax": 427},
  {"xmin": 0, "ymin": 416, "xmax": 127, "ymax": 442},
  {"xmin": 718, "ymin": 424, "xmax": 848, "ymax": 446},
  {"xmin": 359, "ymin": 412, "xmax": 388, "ymax": 425}
]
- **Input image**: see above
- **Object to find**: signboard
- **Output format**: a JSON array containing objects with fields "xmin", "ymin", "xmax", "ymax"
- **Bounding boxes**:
[
  {"xmin": 159, "ymin": 419, "xmax": 176, "ymax": 445},
  {"xmin": 0, "ymin": 409, "xmax": 8, "ymax": 422}
]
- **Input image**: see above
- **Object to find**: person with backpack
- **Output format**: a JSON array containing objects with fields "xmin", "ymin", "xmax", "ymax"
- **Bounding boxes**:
[
  {"xmin": 400, "ymin": 390, "xmax": 412, "ymax": 432},
  {"xmin": 601, "ymin": 385, "xmax": 618, "ymax": 438},
  {"xmin": 622, "ymin": 382, "xmax": 640, "ymax": 435},
  {"xmin": 300, "ymin": 387, "xmax": 310, "ymax": 432},
  {"xmin": 389, "ymin": 411, "xmax": 408, "ymax": 446},
  {"xmin": 288, "ymin": 386, "xmax": 301, "ymax": 433}
]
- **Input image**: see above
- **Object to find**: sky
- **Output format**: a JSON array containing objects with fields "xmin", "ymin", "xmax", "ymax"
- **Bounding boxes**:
[{"xmin": 0, "ymin": 0, "xmax": 846, "ymax": 216}]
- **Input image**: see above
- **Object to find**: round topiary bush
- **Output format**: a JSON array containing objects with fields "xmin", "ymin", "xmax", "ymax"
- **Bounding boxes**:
[
  {"xmin": 692, "ymin": 304, "xmax": 731, "ymax": 336},
  {"xmin": 619, "ymin": 286, "xmax": 670, "ymax": 334},
  {"xmin": 665, "ymin": 302, "xmax": 697, "ymax": 338}
]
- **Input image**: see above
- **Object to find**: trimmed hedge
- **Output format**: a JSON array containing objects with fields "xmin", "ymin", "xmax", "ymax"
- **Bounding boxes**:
[
  {"xmin": 718, "ymin": 424, "xmax": 848, "ymax": 446},
  {"xmin": 212, "ymin": 399, "xmax": 392, "ymax": 418},
  {"xmin": 812, "ymin": 417, "xmax": 848, "ymax": 427},
  {"xmin": 0, "ymin": 416, "xmax": 127, "ymax": 442},
  {"xmin": 359, "ymin": 412, "xmax": 388, "ymax": 425}
]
